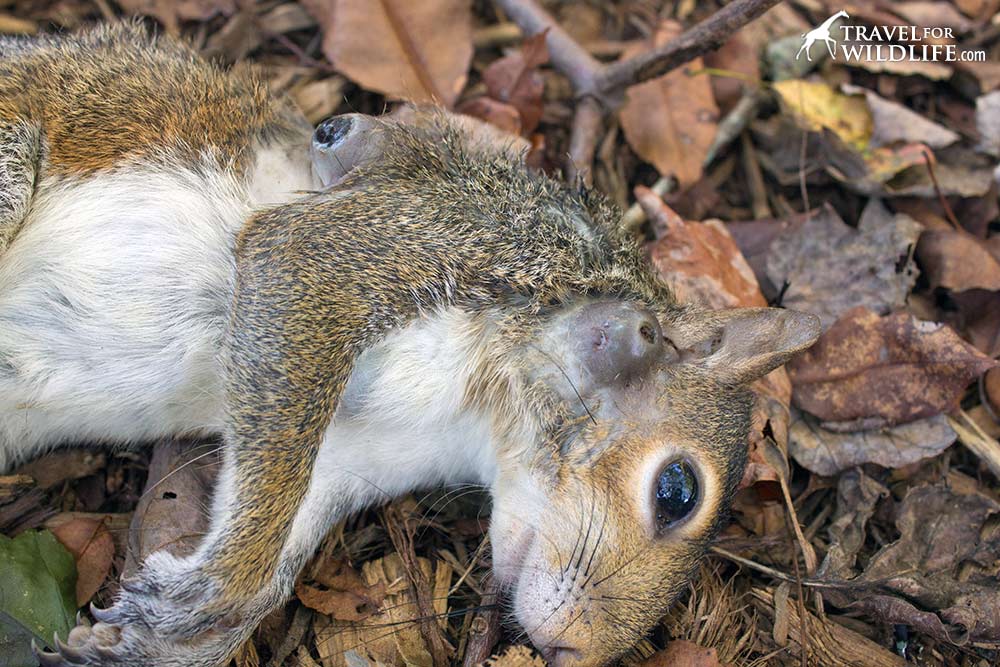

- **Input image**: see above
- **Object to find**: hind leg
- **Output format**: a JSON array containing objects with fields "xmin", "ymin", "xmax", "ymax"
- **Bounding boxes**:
[{"xmin": 0, "ymin": 119, "xmax": 41, "ymax": 255}]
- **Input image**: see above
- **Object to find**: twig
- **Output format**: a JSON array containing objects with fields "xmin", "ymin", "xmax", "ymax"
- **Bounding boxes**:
[
  {"xmin": 921, "ymin": 148, "xmax": 961, "ymax": 231},
  {"xmin": 595, "ymin": 0, "xmax": 783, "ymax": 105},
  {"xmin": 494, "ymin": 0, "xmax": 784, "ymax": 177}
]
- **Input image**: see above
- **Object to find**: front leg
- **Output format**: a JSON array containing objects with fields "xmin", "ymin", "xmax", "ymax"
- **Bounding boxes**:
[{"xmin": 40, "ymin": 239, "xmax": 393, "ymax": 666}]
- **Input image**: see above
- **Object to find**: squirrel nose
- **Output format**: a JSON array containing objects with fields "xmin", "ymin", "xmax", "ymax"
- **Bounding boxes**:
[{"xmin": 576, "ymin": 301, "xmax": 664, "ymax": 385}]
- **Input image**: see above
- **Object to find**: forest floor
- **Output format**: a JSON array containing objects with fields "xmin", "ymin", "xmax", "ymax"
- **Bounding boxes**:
[{"xmin": 2, "ymin": 0, "xmax": 1000, "ymax": 665}]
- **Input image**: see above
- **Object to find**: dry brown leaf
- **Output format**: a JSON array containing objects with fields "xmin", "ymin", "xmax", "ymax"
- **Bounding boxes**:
[
  {"xmin": 788, "ymin": 307, "xmax": 997, "ymax": 425},
  {"xmin": 295, "ymin": 558, "xmax": 386, "ymax": 621},
  {"xmin": 788, "ymin": 410, "xmax": 957, "ymax": 476},
  {"xmin": 842, "ymin": 84, "xmax": 959, "ymax": 149},
  {"xmin": 305, "ymin": 0, "xmax": 472, "ymax": 107},
  {"xmin": 916, "ymin": 227, "xmax": 1000, "ymax": 292},
  {"xmin": 481, "ymin": 32, "xmax": 548, "ymax": 135},
  {"xmin": 953, "ymin": 289, "xmax": 1000, "ymax": 356},
  {"xmin": 116, "ymin": 0, "xmax": 234, "ymax": 34},
  {"xmin": 123, "ymin": 440, "xmax": 219, "ymax": 578},
  {"xmin": 620, "ymin": 21, "xmax": 719, "ymax": 187},
  {"xmin": 457, "ymin": 97, "xmax": 522, "ymax": 136},
  {"xmin": 703, "ymin": 32, "xmax": 760, "ymax": 113},
  {"xmin": 16, "ymin": 450, "xmax": 105, "ymax": 490},
  {"xmin": 766, "ymin": 201, "xmax": 921, "ymax": 330},
  {"xmin": 50, "ymin": 516, "xmax": 115, "ymax": 605},
  {"xmin": 817, "ymin": 469, "xmax": 888, "ymax": 577},
  {"xmin": 638, "ymin": 640, "xmax": 721, "ymax": 667},
  {"xmin": 313, "ymin": 554, "xmax": 451, "ymax": 667}
]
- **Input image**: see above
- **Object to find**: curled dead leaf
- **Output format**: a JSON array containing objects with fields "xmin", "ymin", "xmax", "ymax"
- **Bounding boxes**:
[{"xmin": 789, "ymin": 410, "xmax": 956, "ymax": 476}]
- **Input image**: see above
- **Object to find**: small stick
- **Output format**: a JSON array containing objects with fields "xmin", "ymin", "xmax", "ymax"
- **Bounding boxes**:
[
  {"xmin": 495, "ymin": 0, "xmax": 783, "ymax": 176},
  {"xmin": 921, "ymin": 148, "xmax": 961, "ymax": 231}
]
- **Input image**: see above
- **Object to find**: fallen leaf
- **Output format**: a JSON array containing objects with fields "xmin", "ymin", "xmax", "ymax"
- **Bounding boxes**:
[
  {"xmin": 953, "ymin": 289, "xmax": 1000, "ymax": 356},
  {"xmin": 643, "ymin": 189, "xmax": 766, "ymax": 310},
  {"xmin": 842, "ymin": 84, "xmax": 959, "ymax": 149},
  {"xmin": 817, "ymin": 469, "xmax": 889, "ymax": 576},
  {"xmin": 458, "ymin": 96, "xmax": 524, "ymax": 136},
  {"xmin": 0, "ymin": 530, "xmax": 76, "ymax": 652},
  {"xmin": 638, "ymin": 640, "xmax": 721, "ymax": 667},
  {"xmin": 50, "ymin": 516, "xmax": 115, "ymax": 606},
  {"xmin": 116, "ymin": 0, "xmax": 234, "ymax": 34},
  {"xmin": 789, "ymin": 307, "xmax": 997, "ymax": 425},
  {"xmin": 976, "ymin": 90, "xmax": 1000, "ymax": 157},
  {"xmin": 704, "ymin": 32, "xmax": 760, "ymax": 113},
  {"xmin": 789, "ymin": 410, "xmax": 957, "ymax": 475},
  {"xmin": 773, "ymin": 79, "xmax": 872, "ymax": 151},
  {"xmin": 295, "ymin": 558, "xmax": 386, "ymax": 621},
  {"xmin": 313, "ymin": 553, "xmax": 451, "ymax": 667},
  {"xmin": 725, "ymin": 211, "xmax": 810, "ymax": 299},
  {"xmin": 16, "ymin": 450, "xmax": 105, "ymax": 490},
  {"xmin": 123, "ymin": 440, "xmax": 219, "ymax": 579},
  {"xmin": 305, "ymin": 0, "xmax": 472, "ymax": 107},
  {"xmin": 916, "ymin": 227, "xmax": 1000, "ymax": 291},
  {"xmin": 766, "ymin": 202, "xmax": 921, "ymax": 330},
  {"xmin": 620, "ymin": 21, "xmax": 719, "ymax": 187},
  {"xmin": 481, "ymin": 32, "xmax": 549, "ymax": 135},
  {"xmin": 823, "ymin": 483, "xmax": 1000, "ymax": 644}
]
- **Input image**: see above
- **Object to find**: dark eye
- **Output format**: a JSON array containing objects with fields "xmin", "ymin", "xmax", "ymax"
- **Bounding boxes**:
[{"xmin": 654, "ymin": 460, "xmax": 699, "ymax": 531}]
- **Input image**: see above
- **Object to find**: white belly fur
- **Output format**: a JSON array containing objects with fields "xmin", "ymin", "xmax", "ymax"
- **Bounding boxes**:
[
  {"xmin": 0, "ymin": 147, "xmax": 496, "ymax": 491},
  {"xmin": 0, "ymin": 146, "xmax": 316, "ymax": 469}
]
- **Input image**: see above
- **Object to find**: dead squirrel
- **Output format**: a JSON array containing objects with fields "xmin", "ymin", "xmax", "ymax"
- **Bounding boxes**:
[{"xmin": 0, "ymin": 22, "xmax": 819, "ymax": 667}]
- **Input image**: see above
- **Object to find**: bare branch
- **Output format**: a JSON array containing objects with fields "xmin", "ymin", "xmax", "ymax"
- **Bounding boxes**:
[
  {"xmin": 495, "ymin": 0, "xmax": 783, "ymax": 177},
  {"xmin": 567, "ymin": 97, "xmax": 604, "ymax": 186},
  {"xmin": 596, "ymin": 0, "xmax": 784, "ymax": 100},
  {"xmin": 493, "ymin": 0, "xmax": 602, "ymax": 95}
]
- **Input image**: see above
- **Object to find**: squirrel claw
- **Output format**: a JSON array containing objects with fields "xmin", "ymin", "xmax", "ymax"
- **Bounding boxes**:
[
  {"xmin": 32, "ymin": 640, "xmax": 69, "ymax": 667},
  {"xmin": 88, "ymin": 601, "xmax": 117, "ymax": 624}
]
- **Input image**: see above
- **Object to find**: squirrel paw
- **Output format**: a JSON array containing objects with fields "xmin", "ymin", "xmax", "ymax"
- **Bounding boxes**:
[{"xmin": 33, "ymin": 553, "xmax": 249, "ymax": 667}]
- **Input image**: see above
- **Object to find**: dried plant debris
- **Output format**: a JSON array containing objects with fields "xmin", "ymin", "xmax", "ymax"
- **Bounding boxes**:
[
  {"xmin": 788, "ymin": 307, "xmax": 997, "ymax": 426},
  {"xmin": 766, "ymin": 202, "xmax": 921, "ymax": 330},
  {"xmin": 620, "ymin": 21, "xmax": 719, "ymax": 188},
  {"xmin": 303, "ymin": 0, "xmax": 473, "ymax": 107},
  {"xmin": 822, "ymin": 483, "xmax": 1000, "ymax": 645},
  {"xmin": 789, "ymin": 410, "xmax": 957, "ymax": 476},
  {"xmin": 5, "ymin": 0, "xmax": 1000, "ymax": 664}
]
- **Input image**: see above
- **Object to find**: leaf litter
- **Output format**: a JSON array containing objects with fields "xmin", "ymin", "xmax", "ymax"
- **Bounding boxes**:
[{"xmin": 3, "ymin": 0, "xmax": 1000, "ymax": 665}]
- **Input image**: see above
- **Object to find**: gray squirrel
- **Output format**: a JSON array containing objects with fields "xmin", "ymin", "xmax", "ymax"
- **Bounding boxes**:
[{"xmin": 0, "ymin": 22, "xmax": 819, "ymax": 667}]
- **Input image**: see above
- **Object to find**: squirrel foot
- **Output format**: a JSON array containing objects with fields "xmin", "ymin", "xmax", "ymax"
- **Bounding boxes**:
[{"xmin": 34, "ymin": 552, "xmax": 253, "ymax": 667}]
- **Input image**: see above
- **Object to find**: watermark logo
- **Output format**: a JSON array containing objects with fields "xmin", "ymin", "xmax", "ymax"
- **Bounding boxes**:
[
  {"xmin": 797, "ymin": 10, "xmax": 849, "ymax": 62},
  {"xmin": 795, "ymin": 9, "xmax": 987, "ymax": 63}
]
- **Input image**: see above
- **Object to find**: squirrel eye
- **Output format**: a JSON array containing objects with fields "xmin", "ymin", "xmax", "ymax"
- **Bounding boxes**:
[{"xmin": 654, "ymin": 460, "xmax": 699, "ymax": 531}]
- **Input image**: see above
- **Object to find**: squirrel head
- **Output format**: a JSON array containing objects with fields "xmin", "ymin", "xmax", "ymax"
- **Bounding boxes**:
[
  {"xmin": 488, "ymin": 302, "xmax": 818, "ymax": 665},
  {"xmin": 310, "ymin": 109, "xmax": 820, "ymax": 665}
]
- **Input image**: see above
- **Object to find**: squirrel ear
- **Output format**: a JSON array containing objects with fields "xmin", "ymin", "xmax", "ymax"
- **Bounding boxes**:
[
  {"xmin": 311, "ymin": 113, "xmax": 385, "ymax": 188},
  {"xmin": 663, "ymin": 307, "xmax": 820, "ymax": 385}
]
